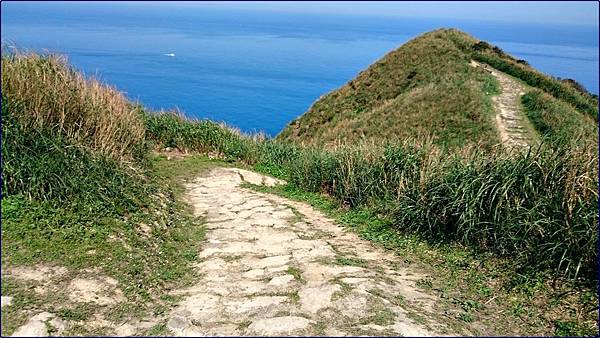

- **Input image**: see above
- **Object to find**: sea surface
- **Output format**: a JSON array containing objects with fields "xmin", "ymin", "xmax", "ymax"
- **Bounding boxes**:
[{"xmin": 2, "ymin": 2, "xmax": 598, "ymax": 136}]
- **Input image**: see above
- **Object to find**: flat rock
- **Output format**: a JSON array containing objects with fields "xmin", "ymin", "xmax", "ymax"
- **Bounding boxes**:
[
  {"xmin": 225, "ymin": 296, "xmax": 287, "ymax": 315},
  {"xmin": 12, "ymin": 312, "xmax": 67, "ymax": 337},
  {"xmin": 268, "ymin": 274, "xmax": 295, "ymax": 287},
  {"xmin": 1, "ymin": 296, "xmax": 13, "ymax": 308},
  {"xmin": 164, "ymin": 167, "xmax": 448, "ymax": 336},
  {"xmin": 299, "ymin": 284, "xmax": 341, "ymax": 313},
  {"xmin": 247, "ymin": 316, "xmax": 314, "ymax": 335}
]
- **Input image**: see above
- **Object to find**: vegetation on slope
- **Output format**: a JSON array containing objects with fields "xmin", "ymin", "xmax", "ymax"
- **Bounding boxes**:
[
  {"xmin": 2, "ymin": 40, "xmax": 598, "ymax": 335},
  {"xmin": 146, "ymin": 113, "xmax": 598, "ymax": 334},
  {"xmin": 278, "ymin": 28, "xmax": 598, "ymax": 149},
  {"xmin": 471, "ymin": 43, "xmax": 598, "ymax": 120},
  {"xmin": 1, "ymin": 53, "xmax": 206, "ymax": 335},
  {"xmin": 146, "ymin": 113, "xmax": 598, "ymax": 282},
  {"xmin": 277, "ymin": 29, "xmax": 501, "ymax": 148},
  {"xmin": 521, "ymin": 90, "xmax": 598, "ymax": 149}
]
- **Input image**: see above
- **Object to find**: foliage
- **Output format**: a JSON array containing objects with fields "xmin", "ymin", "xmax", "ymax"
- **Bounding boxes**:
[
  {"xmin": 471, "ymin": 52, "xmax": 598, "ymax": 120},
  {"xmin": 147, "ymin": 112, "xmax": 598, "ymax": 282},
  {"xmin": 1, "ymin": 52, "xmax": 146, "ymax": 159},
  {"xmin": 277, "ymin": 29, "xmax": 500, "ymax": 148},
  {"xmin": 144, "ymin": 111, "xmax": 254, "ymax": 162},
  {"xmin": 521, "ymin": 90, "xmax": 598, "ymax": 150}
]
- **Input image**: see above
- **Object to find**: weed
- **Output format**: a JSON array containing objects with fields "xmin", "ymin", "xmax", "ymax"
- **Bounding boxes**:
[
  {"xmin": 459, "ymin": 313, "xmax": 473, "ymax": 323},
  {"xmin": 289, "ymin": 291, "xmax": 300, "ymax": 304},
  {"xmin": 237, "ymin": 320, "xmax": 252, "ymax": 330},
  {"xmin": 335, "ymin": 256, "xmax": 368, "ymax": 268},
  {"xmin": 331, "ymin": 280, "xmax": 353, "ymax": 301},
  {"xmin": 286, "ymin": 266, "xmax": 305, "ymax": 283},
  {"xmin": 146, "ymin": 323, "xmax": 169, "ymax": 336},
  {"xmin": 222, "ymin": 255, "xmax": 242, "ymax": 263},
  {"xmin": 311, "ymin": 321, "xmax": 327, "ymax": 335}
]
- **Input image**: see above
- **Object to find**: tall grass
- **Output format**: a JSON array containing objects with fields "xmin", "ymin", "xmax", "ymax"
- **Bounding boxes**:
[
  {"xmin": 3, "ymin": 52, "xmax": 597, "ymax": 283},
  {"xmin": 521, "ymin": 90, "xmax": 598, "ymax": 150},
  {"xmin": 1, "ymin": 52, "xmax": 152, "ymax": 209},
  {"xmin": 144, "ymin": 111, "xmax": 255, "ymax": 162},
  {"xmin": 1, "ymin": 52, "xmax": 204, "ymax": 310},
  {"xmin": 147, "ymin": 113, "xmax": 598, "ymax": 281},
  {"xmin": 1, "ymin": 52, "xmax": 146, "ymax": 159}
]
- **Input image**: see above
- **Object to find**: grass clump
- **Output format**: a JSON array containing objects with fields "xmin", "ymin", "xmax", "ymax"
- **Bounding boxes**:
[{"xmin": 145, "ymin": 111, "xmax": 254, "ymax": 162}]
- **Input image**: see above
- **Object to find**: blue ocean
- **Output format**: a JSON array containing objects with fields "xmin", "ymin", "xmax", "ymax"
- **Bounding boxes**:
[{"xmin": 2, "ymin": 2, "xmax": 598, "ymax": 136}]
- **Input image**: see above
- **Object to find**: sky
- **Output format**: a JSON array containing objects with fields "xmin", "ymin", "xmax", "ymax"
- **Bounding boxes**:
[{"xmin": 139, "ymin": 1, "xmax": 599, "ymax": 27}]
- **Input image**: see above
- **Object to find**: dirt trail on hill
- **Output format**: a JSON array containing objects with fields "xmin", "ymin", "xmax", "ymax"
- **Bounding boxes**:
[
  {"xmin": 470, "ymin": 60, "xmax": 534, "ymax": 149},
  {"xmin": 164, "ymin": 167, "xmax": 452, "ymax": 336}
]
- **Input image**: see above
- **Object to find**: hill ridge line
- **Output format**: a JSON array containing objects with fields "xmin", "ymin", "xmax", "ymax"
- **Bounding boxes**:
[{"xmin": 470, "ymin": 60, "xmax": 536, "ymax": 150}]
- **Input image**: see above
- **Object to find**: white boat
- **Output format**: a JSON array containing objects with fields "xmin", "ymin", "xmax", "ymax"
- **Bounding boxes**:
[{"xmin": 164, "ymin": 53, "xmax": 175, "ymax": 57}]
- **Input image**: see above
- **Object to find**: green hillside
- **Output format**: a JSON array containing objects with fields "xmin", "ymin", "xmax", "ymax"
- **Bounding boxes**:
[
  {"xmin": 277, "ymin": 29, "xmax": 598, "ymax": 149},
  {"xmin": 2, "ymin": 33, "xmax": 598, "ymax": 335}
]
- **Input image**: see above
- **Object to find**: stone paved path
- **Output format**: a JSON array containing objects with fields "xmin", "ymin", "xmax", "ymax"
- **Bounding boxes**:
[
  {"xmin": 165, "ymin": 167, "xmax": 449, "ymax": 336},
  {"xmin": 471, "ymin": 60, "xmax": 535, "ymax": 150}
]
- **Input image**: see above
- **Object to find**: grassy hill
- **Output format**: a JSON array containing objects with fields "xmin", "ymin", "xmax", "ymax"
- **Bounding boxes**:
[
  {"xmin": 2, "ymin": 35, "xmax": 598, "ymax": 335},
  {"xmin": 277, "ymin": 29, "xmax": 598, "ymax": 149}
]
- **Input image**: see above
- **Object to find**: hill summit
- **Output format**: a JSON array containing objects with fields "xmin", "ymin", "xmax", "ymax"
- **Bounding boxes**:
[{"xmin": 277, "ymin": 29, "xmax": 597, "ymax": 148}]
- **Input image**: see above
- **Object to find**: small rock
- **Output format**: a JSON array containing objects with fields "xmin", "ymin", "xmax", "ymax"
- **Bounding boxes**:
[
  {"xmin": 137, "ymin": 223, "xmax": 152, "ymax": 236},
  {"xmin": 242, "ymin": 269, "xmax": 264, "ymax": 279},
  {"xmin": 114, "ymin": 323, "xmax": 137, "ymax": 336},
  {"xmin": 247, "ymin": 316, "xmax": 314, "ymax": 335},
  {"xmin": 167, "ymin": 315, "xmax": 190, "ymax": 332},
  {"xmin": 12, "ymin": 312, "xmax": 67, "ymax": 337},
  {"xmin": 1, "ymin": 296, "xmax": 13, "ymax": 308},
  {"xmin": 325, "ymin": 327, "xmax": 348, "ymax": 336},
  {"xmin": 268, "ymin": 275, "xmax": 295, "ymax": 287},
  {"xmin": 256, "ymin": 255, "xmax": 291, "ymax": 268}
]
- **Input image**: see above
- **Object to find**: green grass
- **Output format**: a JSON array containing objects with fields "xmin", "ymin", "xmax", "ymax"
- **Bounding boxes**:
[
  {"xmin": 286, "ymin": 266, "xmax": 305, "ymax": 284},
  {"xmin": 335, "ymin": 256, "xmax": 368, "ymax": 268},
  {"xmin": 277, "ymin": 28, "xmax": 597, "ymax": 148},
  {"xmin": 472, "ymin": 51, "xmax": 598, "ymax": 120},
  {"xmin": 145, "ymin": 111, "xmax": 256, "ymax": 162},
  {"xmin": 247, "ymin": 141, "xmax": 598, "ymax": 282},
  {"xmin": 2, "ymin": 44, "xmax": 597, "ymax": 336},
  {"xmin": 277, "ymin": 29, "xmax": 500, "ymax": 149},
  {"xmin": 243, "ymin": 181, "xmax": 597, "ymax": 336},
  {"xmin": 521, "ymin": 90, "xmax": 598, "ymax": 150},
  {"xmin": 1, "ymin": 58, "xmax": 218, "ymax": 334},
  {"xmin": 0, "ymin": 154, "xmax": 219, "ymax": 335}
]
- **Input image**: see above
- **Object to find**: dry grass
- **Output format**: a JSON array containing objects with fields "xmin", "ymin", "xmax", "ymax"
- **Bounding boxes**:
[{"xmin": 1, "ymin": 52, "xmax": 145, "ymax": 159}]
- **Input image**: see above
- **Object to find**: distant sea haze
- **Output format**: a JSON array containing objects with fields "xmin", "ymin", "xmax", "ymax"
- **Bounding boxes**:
[{"xmin": 2, "ymin": 3, "xmax": 598, "ymax": 136}]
